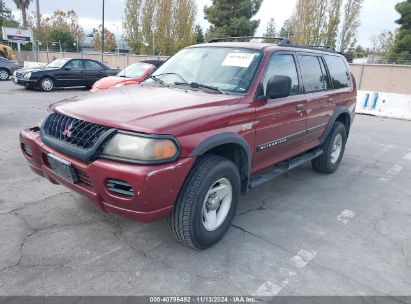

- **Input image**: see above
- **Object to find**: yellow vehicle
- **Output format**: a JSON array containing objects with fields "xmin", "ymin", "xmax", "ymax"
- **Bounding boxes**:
[{"xmin": 0, "ymin": 43, "xmax": 17, "ymax": 61}]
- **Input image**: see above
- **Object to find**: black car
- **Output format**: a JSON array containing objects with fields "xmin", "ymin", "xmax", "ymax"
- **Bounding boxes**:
[{"xmin": 13, "ymin": 58, "xmax": 120, "ymax": 91}]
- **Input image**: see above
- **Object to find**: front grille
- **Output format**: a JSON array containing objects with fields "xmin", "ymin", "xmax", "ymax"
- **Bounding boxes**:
[
  {"xmin": 43, "ymin": 113, "xmax": 109, "ymax": 150},
  {"xmin": 16, "ymin": 72, "xmax": 23, "ymax": 79}
]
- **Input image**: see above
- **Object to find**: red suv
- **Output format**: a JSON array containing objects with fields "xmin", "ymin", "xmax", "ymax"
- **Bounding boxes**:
[{"xmin": 20, "ymin": 39, "xmax": 356, "ymax": 249}]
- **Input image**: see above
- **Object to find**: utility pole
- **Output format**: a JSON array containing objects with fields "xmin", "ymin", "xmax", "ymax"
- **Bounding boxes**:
[
  {"xmin": 101, "ymin": 0, "xmax": 105, "ymax": 62},
  {"xmin": 35, "ymin": 0, "xmax": 40, "ymax": 62}
]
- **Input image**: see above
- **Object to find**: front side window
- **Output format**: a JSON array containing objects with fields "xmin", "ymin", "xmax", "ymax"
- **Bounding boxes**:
[
  {"xmin": 149, "ymin": 47, "xmax": 262, "ymax": 94},
  {"xmin": 299, "ymin": 55, "xmax": 327, "ymax": 93},
  {"xmin": 85, "ymin": 61, "xmax": 104, "ymax": 70},
  {"xmin": 65, "ymin": 60, "xmax": 83, "ymax": 70},
  {"xmin": 324, "ymin": 55, "xmax": 351, "ymax": 89},
  {"xmin": 262, "ymin": 54, "xmax": 300, "ymax": 95}
]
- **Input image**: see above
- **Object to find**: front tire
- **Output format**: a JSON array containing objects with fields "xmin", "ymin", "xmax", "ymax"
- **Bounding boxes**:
[
  {"xmin": 0, "ymin": 68, "xmax": 10, "ymax": 81},
  {"xmin": 39, "ymin": 77, "xmax": 55, "ymax": 92},
  {"xmin": 169, "ymin": 154, "xmax": 240, "ymax": 249},
  {"xmin": 312, "ymin": 122, "xmax": 347, "ymax": 174}
]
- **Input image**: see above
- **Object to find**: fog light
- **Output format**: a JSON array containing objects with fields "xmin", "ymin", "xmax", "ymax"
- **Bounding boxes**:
[{"xmin": 22, "ymin": 144, "xmax": 33, "ymax": 157}]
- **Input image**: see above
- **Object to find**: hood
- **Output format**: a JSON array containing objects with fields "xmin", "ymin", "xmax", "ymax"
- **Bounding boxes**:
[
  {"xmin": 54, "ymin": 84, "xmax": 240, "ymax": 134},
  {"xmin": 17, "ymin": 67, "xmax": 58, "ymax": 73}
]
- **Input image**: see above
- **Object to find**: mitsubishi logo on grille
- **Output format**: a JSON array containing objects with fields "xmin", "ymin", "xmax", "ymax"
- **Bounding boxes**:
[{"xmin": 63, "ymin": 123, "xmax": 73, "ymax": 137}]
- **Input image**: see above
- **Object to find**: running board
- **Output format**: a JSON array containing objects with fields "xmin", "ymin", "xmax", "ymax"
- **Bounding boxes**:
[{"xmin": 249, "ymin": 149, "xmax": 323, "ymax": 189}]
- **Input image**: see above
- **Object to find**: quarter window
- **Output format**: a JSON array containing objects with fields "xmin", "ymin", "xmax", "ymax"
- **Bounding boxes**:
[
  {"xmin": 299, "ymin": 55, "xmax": 327, "ymax": 93},
  {"xmin": 324, "ymin": 55, "xmax": 351, "ymax": 89},
  {"xmin": 263, "ymin": 54, "xmax": 300, "ymax": 95}
]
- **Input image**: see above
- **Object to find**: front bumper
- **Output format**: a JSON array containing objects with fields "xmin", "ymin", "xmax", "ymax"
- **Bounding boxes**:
[
  {"xmin": 20, "ymin": 128, "xmax": 195, "ymax": 222},
  {"xmin": 13, "ymin": 77, "xmax": 37, "ymax": 87}
]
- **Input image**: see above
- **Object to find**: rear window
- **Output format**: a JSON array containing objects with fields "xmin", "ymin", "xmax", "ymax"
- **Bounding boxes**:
[
  {"xmin": 324, "ymin": 55, "xmax": 351, "ymax": 89},
  {"xmin": 299, "ymin": 55, "xmax": 327, "ymax": 93}
]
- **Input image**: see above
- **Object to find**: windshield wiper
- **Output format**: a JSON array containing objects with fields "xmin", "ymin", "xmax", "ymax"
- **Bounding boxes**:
[
  {"xmin": 174, "ymin": 82, "xmax": 224, "ymax": 94},
  {"xmin": 154, "ymin": 72, "xmax": 188, "ymax": 84},
  {"xmin": 148, "ymin": 75, "xmax": 167, "ymax": 87}
]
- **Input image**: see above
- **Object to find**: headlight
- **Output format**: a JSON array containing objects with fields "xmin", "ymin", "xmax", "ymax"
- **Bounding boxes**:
[
  {"xmin": 102, "ymin": 133, "xmax": 179, "ymax": 162},
  {"xmin": 24, "ymin": 72, "xmax": 32, "ymax": 79},
  {"xmin": 113, "ymin": 82, "xmax": 126, "ymax": 88}
]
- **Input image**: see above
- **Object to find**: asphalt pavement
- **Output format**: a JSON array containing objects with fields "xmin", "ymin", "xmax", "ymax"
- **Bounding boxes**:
[{"xmin": 0, "ymin": 80, "xmax": 410, "ymax": 297}]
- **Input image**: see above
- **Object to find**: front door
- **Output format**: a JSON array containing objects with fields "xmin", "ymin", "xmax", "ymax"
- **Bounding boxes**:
[
  {"xmin": 57, "ymin": 59, "xmax": 85, "ymax": 87},
  {"xmin": 253, "ymin": 53, "xmax": 307, "ymax": 173}
]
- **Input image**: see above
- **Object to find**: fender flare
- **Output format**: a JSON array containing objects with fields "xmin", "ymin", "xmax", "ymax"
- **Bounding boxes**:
[
  {"xmin": 320, "ymin": 107, "xmax": 352, "ymax": 144},
  {"xmin": 190, "ymin": 132, "xmax": 252, "ymax": 192}
]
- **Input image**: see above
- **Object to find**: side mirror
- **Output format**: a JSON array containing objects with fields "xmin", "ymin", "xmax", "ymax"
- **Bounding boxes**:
[
  {"xmin": 64, "ymin": 67, "xmax": 71, "ymax": 71},
  {"xmin": 266, "ymin": 75, "xmax": 292, "ymax": 99}
]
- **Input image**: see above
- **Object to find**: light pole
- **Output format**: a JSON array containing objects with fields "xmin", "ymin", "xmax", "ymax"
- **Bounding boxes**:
[
  {"xmin": 101, "ymin": 0, "xmax": 105, "ymax": 62},
  {"xmin": 112, "ymin": 23, "xmax": 119, "ymax": 55}
]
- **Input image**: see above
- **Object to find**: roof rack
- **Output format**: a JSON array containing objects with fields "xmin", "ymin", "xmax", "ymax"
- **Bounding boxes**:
[
  {"xmin": 208, "ymin": 36, "xmax": 291, "ymax": 46},
  {"xmin": 288, "ymin": 44, "xmax": 338, "ymax": 53}
]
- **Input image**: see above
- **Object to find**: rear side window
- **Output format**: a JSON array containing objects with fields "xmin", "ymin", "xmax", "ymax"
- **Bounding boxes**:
[
  {"xmin": 299, "ymin": 55, "xmax": 327, "ymax": 93},
  {"xmin": 85, "ymin": 61, "xmax": 104, "ymax": 70},
  {"xmin": 324, "ymin": 55, "xmax": 351, "ymax": 89},
  {"xmin": 263, "ymin": 54, "xmax": 300, "ymax": 95}
]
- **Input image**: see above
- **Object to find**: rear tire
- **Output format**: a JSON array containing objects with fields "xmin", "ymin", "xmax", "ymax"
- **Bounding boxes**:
[
  {"xmin": 0, "ymin": 68, "xmax": 10, "ymax": 81},
  {"xmin": 169, "ymin": 154, "xmax": 240, "ymax": 250},
  {"xmin": 39, "ymin": 77, "xmax": 55, "ymax": 92},
  {"xmin": 312, "ymin": 122, "xmax": 347, "ymax": 174}
]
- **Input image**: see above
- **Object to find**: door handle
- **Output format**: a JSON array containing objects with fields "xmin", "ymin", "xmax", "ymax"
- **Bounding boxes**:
[
  {"xmin": 296, "ymin": 104, "xmax": 304, "ymax": 111},
  {"xmin": 328, "ymin": 98, "xmax": 335, "ymax": 104}
]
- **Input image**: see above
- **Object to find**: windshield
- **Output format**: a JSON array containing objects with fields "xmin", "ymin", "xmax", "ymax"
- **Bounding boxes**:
[
  {"xmin": 118, "ymin": 62, "xmax": 153, "ymax": 78},
  {"xmin": 149, "ymin": 47, "xmax": 262, "ymax": 94},
  {"xmin": 45, "ymin": 58, "xmax": 70, "ymax": 68}
]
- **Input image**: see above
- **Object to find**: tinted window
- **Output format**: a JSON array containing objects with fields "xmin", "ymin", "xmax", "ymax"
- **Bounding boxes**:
[
  {"xmin": 299, "ymin": 55, "xmax": 327, "ymax": 92},
  {"xmin": 85, "ymin": 61, "xmax": 103, "ymax": 70},
  {"xmin": 263, "ymin": 54, "xmax": 300, "ymax": 95},
  {"xmin": 324, "ymin": 55, "xmax": 350, "ymax": 89},
  {"xmin": 65, "ymin": 60, "xmax": 83, "ymax": 70}
]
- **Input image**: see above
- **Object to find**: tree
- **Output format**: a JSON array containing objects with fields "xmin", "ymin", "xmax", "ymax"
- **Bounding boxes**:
[
  {"xmin": 173, "ymin": 0, "xmax": 197, "ymax": 51},
  {"xmin": 339, "ymin": 0, "xmax": 364, "ymax": 52},
  {"xmin": 0, "ymin": 0, "xmax": 19, "ymax": 39},
  {"xmin": 323, "ymin": 0, "xmax": 343, "ymax": 47},
  {"xmin": 370, "ymin": 31, "xmax": 396, "ymax": 54},
  {"xmin": 123, "ymin": 0, "xmax": 144, "ymax": 53},
  {"xmin": 263, "ymin": 18, "xmax": 276, "ymax": 42},
  {"xmin": 195, "ymin": 25, "xmax": 204, "ymax": 44},
  {"xmin": 279, "ymin": 19, "xmax": 292, "ymax": 39},
  {"xmin": 12, "ymin": 0, "xmax": 32, "ymax": 28},
  {"xmin": 124, "ymin": 0, "xmax": 197, "ymax": 54},
  {"xmin": 48, "ymin": 28, "xmax": 75, "ymax": 51},
  {"xmin": 387, "ymin": 0, "xmax": 411, "ymax": 63},
  {"xmin": 91, "ymin": 25, "xmax": 117, "ymax": 52},
  {"xmin": 291, "ymin": 0, "xmax": 328, "ymax": 45},
  {"xmin": 204, "ymin": 0, "xmax": 263, "ymax": 39}
]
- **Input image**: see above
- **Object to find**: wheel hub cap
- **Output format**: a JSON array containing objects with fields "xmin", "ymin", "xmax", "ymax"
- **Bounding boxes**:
[
  {"xmin": 206, "ymin": 195, "xmax": 221, "ymax": 211},
  {"xmin": 331, "ymin": 133, "xmax": 343, "ymax": 164},
  {"xmin": 202, "ymin": 178, "xmax": 233, "ymax": 232}
]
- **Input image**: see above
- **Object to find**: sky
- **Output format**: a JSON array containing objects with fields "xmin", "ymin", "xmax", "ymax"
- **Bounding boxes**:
[{"xmin": 3, "ymin": 0, "xmax": 401, "ymax": 47}]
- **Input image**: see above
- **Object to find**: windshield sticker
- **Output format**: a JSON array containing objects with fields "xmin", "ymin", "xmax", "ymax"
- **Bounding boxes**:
[{"xmin": 222, "ymin": 53, "xmax": 256, "ymax": 68}]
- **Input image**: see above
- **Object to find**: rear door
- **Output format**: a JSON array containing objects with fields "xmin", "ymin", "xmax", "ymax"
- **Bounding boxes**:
[
  {"xmin": 84, "ymin": 60, "xmax": 107, "ymax": 86},
  {"xmin": 253, "ymin": 52, "xmax": 307, "ymax": 173},
  {"xmin": 297, "ymin": 54, "xmax": 333, "ymax": 148},
  {"xmin": 56, "ymin": 59, "xmax": 85, "ymax": 87}
]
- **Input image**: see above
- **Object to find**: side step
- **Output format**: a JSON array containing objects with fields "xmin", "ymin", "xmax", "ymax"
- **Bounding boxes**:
[{"xmin": 249, "ymin": 149, "xmax": 323, "ymax": 189}]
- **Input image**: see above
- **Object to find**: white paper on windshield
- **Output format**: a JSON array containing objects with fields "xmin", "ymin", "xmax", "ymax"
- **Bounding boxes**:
[{"xmin": 222, "ymin": 53, "xmax": 256, "ymax": 68}]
